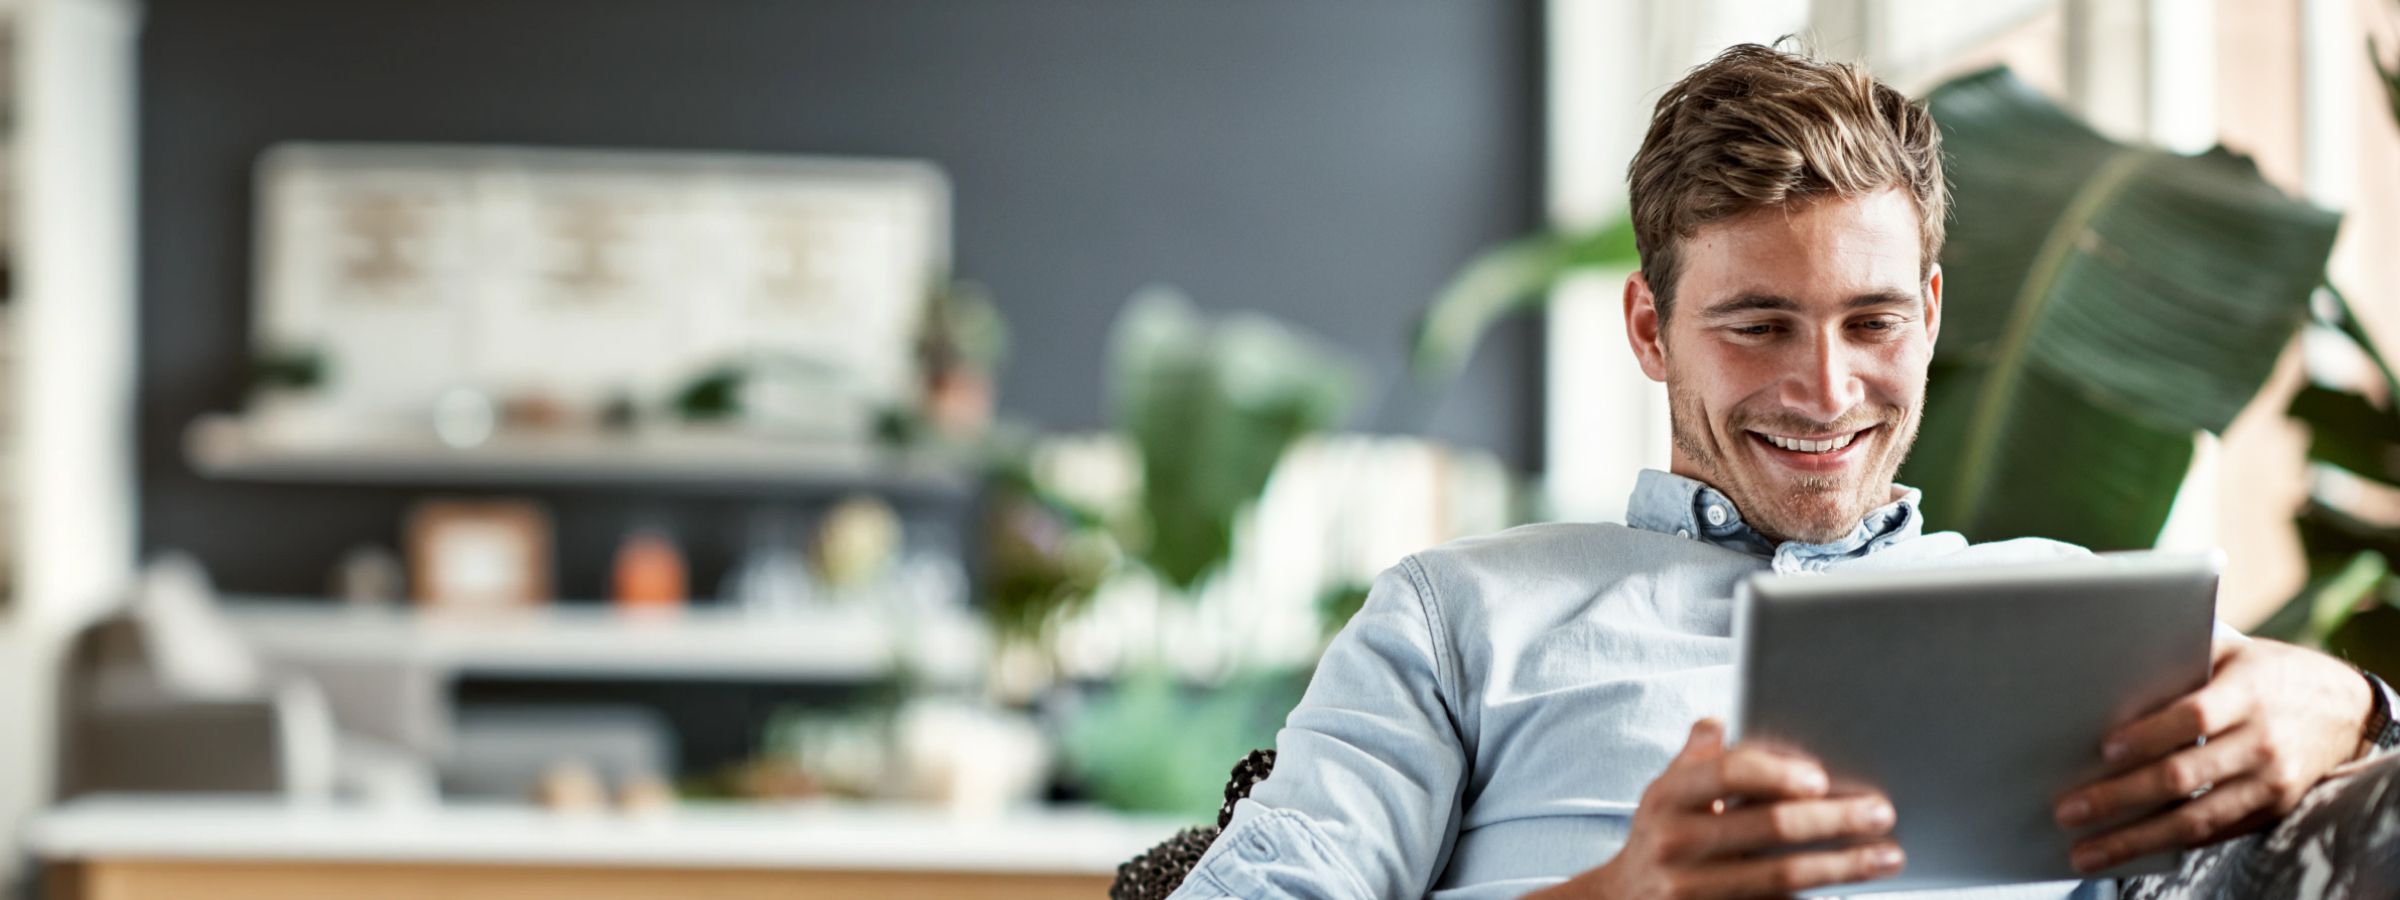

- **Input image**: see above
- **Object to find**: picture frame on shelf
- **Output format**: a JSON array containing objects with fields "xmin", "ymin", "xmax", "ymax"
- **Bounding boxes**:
[
  {"xmin": 252, "ymin": 142, "xmax": 951, "ymax": 443},
  {"xmin": 405, "ymin": 498, "xmax": 554, "ymax": 611}
]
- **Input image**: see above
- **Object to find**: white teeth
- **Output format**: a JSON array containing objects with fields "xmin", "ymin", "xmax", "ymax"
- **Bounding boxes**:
[{"xmin": 1763, "ymin": 431, "xmax": 1858, "ymax": 454}]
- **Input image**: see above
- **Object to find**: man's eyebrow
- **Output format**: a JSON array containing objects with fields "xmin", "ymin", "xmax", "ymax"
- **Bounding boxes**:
[
  {"xmin": 1698, "ymin": 293, "xmax": 1799, "ymax": 318},
  {"xmin": 1697, "ymin": 290, "xmax": 1921, "ymax": 318},
  {"xmin": 1844, "ymin": 290, "xmax": 1921, "ymax": 310}
]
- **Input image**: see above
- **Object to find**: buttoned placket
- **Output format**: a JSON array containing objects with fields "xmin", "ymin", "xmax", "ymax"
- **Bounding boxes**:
[{"xmin": 1629, "ymin": 471, "xmax": 1924, "ymax": 568}]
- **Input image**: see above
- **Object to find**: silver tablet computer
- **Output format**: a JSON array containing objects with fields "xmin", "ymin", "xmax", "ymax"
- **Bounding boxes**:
[{"xmin": 1732, "ymin": 550, "xmax": 2221, "ymax": 896}]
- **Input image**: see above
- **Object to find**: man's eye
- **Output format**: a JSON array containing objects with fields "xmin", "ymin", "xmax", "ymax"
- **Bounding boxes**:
[
  {"xmin": 1855, "ymin": 317, "xmax": 1906, "ymax": 333},
  {"xmin": 1732, "ymin": 324, "xmax": 1777, "ymax": 337}
]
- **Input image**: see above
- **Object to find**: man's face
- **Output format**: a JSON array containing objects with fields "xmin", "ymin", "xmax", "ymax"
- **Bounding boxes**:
[{"xmin": 1624, "ymin": 188, "xmax": 1942, "ymax": 544}]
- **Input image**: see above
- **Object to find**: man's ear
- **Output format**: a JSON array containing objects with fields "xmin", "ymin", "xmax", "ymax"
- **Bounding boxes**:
[
  {"xmin": 1923, "ymin": 264, "xmax": 1943, "ymax": 348},
  {"xmin": 1625, "ymin": 271, "xmax": 1669, "ymax": 383}
]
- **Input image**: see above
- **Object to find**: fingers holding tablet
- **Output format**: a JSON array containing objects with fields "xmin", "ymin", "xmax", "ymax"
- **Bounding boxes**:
[
  {"xmin": 2055, "ymin": 636, "xmax": 2375, "ymax": 873},
  {"xmin": 1681, "ymin": 795, "xmax": 1898, "ymax": 861},
  {"xmin": 1573, "ymin": 719, "xmax": 1904, "ymax": 899},
  {"xmin": 2064, "ymin": 775, "xmax": 2279, "ymax": 873},
  {"xmin": 2055, "ymin": 721, "xmax": 2258, "ymax": 830},
  {"xmin": 1657, "ymin": 722, "xmax": 1836, "ymax": 809},
  {"xmin": 2094, "ymin": 659, "xmax": 2255, "ymax": 774}
]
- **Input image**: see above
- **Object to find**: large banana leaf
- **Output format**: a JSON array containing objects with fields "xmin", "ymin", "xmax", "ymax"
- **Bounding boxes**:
[{"xmin": 1901, "ymin": 68, "xmax": 2341, "ymax": 549}]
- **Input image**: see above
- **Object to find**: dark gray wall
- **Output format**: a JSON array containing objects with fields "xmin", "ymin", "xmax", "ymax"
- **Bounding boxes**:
[{"xmin": 138, "ymin": 0, "xmax": 1544, "ymax": 596}]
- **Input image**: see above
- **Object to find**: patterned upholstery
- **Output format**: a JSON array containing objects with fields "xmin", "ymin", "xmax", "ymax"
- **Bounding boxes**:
[
  {"xmin": 2118, "ymin": 750, "xmax": 2400, "ymax": 900},
  {"xmin": 1117, "ymin": 749, "xmax": 2400, "ymax": 899}
]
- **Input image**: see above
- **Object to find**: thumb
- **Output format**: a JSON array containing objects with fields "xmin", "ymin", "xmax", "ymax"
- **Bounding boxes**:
[{"xmin": 1683, "ymin": 718, "xmax": 1727, "ymax": 757}]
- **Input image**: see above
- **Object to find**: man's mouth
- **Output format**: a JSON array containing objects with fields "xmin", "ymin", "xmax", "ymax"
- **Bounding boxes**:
[
  {"xmin": 1759, "ymin": 431, "xmax": 1858, "ymax": 453},
  {"xmin": 1745, "ymin": 424, "xmax": 1878, "ymax": 470}
]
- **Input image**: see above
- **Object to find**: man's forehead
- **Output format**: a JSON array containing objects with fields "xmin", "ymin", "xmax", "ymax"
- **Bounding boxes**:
[{"xmin": 1675, "ymin": 189, "xmax": 1928, "ymax": 309}]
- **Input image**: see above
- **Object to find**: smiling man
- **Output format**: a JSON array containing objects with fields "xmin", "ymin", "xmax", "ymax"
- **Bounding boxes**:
[
  {"xmin": 1162, "ymin": 43, "xmax": 2400, "ymax": 900},
  {"xmin": 1641, "ymin": 184, "xmax": 1932, "ymax": 548}
]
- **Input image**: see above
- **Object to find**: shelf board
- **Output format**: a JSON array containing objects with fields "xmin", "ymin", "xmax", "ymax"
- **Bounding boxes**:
[
  {"xmin": 30, "ymin": 796, "xmax": 1186, "ymax": 875},
  {"xmin": 222, "ymin": 596, "xmax": 989, "ymax": 685},
  {"xmin": 185, "ymin": 413, "xmax": 976, "ymax": 498}
]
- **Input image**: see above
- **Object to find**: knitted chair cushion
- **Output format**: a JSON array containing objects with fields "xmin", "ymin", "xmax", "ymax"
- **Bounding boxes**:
[{"xmin": 1109, "ymin": 749, "xmax": 1275, "ymax": 900}]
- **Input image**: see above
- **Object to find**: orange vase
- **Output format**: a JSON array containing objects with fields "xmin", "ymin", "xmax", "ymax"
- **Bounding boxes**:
[{"xmin": 613, "ymin": 529, "xmax": 687, "ymax": 611}]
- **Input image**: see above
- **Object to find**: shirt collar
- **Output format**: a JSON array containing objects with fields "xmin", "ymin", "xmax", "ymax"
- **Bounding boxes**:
[{"xmin": 1625, "ymin": 468, "xmax": 1924, "ymax": 563}]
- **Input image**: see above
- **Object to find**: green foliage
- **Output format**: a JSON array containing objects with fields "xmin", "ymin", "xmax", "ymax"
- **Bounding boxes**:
[
  {"xmin": 2253, "ymin": 548, "xmax": 2389, "ymax": 644},
  {"xmin": 674, "ymin": 366, "xmax": 745, "ymax": 419},
  {"xmin": 2245, "ymin": 24, "xmax": 2400, "ymax": 674},
  {"xmin": 669, "ymin": 354, "xmax": 845, "ymax": 421},
  {"xmin": 921, "ymin": 279, "xmax": 1010, "ymax": 372},
  {"xmin": 2253, "ymin": 16, "xmax": 2400, "ymax": 676},
  {"xmin": 1314, "ymin": 581, "xmax": 1372, "ymax": 643},
  {"xmin": 251, "ymin": 347, "xmax": 327, "ymax": 391},
  {"xmin": 1901, "ymin": 68, "xmax": 2340, "ymax": 549},
  {"xmin": 1059, "ymin": 666, "xmax": 1310, "ymax": 818},
  {"xmin": 1111, "ymin": 288, "xmax": 1360, "ymax": 591},
  {"xmin": 1410, "ymin": 220, "xmax": 1640, "ymax": 383},
  {"xmin": 994, "ymin": 288, "xmax": 1356, "ymax": 817},
  {"xmin": 980, "ymin": 454, "xmax": 1120, "ymax": 644},
  {"xmin": 2373, "ymin": 31, "xmax": 2400, "ymax": 134},
  {"xmin": 2262, "ymin": 288, "xmax": 2400, "ymax": 680}
]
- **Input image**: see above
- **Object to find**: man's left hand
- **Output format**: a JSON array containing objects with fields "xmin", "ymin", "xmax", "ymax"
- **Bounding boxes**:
[{"xmin": 2052, "ymin": 635, "xmax": 2372, "ymax": 874}]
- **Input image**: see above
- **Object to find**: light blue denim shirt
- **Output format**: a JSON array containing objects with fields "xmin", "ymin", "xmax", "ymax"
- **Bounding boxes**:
[{"xmin": 1171, "ymin": 469, "xmax": 2123, "ymax": 900}]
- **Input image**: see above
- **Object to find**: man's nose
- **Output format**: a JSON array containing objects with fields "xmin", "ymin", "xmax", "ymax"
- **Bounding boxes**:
[{"xmin": 1781, "ymin": 333, "xmax": 1865, "ymax": 423}]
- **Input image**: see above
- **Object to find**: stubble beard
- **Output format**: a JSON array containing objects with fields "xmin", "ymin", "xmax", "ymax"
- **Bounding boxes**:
[{"xmin": 1664, "ymin": 376, "xmax": 1921, "ymax": 545}]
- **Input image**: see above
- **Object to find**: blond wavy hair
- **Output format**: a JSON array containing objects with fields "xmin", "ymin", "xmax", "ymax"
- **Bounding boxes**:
[{"xmin": 1628, "ymin": 42, "xmax": 1947, "ymax": 316}]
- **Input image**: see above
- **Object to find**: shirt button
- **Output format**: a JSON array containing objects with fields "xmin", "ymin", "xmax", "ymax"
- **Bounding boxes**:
[
  {"xmin": 1676, "ymin": 528, "xmax": 1692, "ymax": 539},
  {"xmin": 1705, "ymin": 505, "xmax": 1727, "ymax": 527}
]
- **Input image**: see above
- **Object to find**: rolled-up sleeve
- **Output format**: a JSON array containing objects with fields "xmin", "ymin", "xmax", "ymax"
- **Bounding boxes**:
[{"xmin": 1170, "ymin": 558, "xmax": 1469, "ymax": 898}]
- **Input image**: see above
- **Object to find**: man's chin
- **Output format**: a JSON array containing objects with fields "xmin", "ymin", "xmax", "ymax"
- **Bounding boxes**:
[
  {"xmin": 1748, "ymin": 510, "xmax": 1848, "ymax": 545},
  {"xmin": 1739, "ymin": 482, "xmax": 1865, "ymax": 545}
]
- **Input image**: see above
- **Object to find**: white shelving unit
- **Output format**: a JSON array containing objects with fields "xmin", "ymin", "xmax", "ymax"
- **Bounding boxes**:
[
  {"xmin": 185, "ymin": 412, "xmax": 975, "ymax": 497},
  {"xmin": 222, "ymin": 596, "xmax": 989, "ymax": 686},
  {"xmin": 30, "ymin": 795, "xmax": 1184, "ymax": 877},
  {"xmin": 180, "ymin": 412, "xmax": 974, "ymax": 496}
]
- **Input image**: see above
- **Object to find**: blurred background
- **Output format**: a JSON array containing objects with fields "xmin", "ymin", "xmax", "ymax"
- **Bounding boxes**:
[{"xmin": 0, "ymin": 0, "xmax": 2398, "ymax": 897}]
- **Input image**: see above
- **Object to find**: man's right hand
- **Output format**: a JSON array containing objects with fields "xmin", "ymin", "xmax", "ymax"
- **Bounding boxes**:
[{"xmin": 1534, "ymin": 718, "xmax": 1905, "ymax": 899}]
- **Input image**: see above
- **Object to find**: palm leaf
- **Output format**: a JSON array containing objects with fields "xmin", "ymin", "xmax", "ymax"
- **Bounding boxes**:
[
  {"xmin": 1410, "ymin": 219, "xmax": 1638, "ymax": 382},
  {"xmin": 2291, "ymin": 384, "xmax": 2400, "ymax": 490},
  {"xmin": 2285, "ymin": 287, "xmax": 2400, "ymax": 493},
  {"xmin": 1901, "ymin": 68, "xmax": 2341, "ymax": 548},
  {"xmin": 2374, "ymin": 33, "xmax": 2400, "ymax": 133},
  {"xmin": 2319, "ymin": 286, "xmax": 2400, "ymax": 400},
  {"xmin": 2252, "ymin": 549, "xmax": 2388, "ymax": 645}
]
